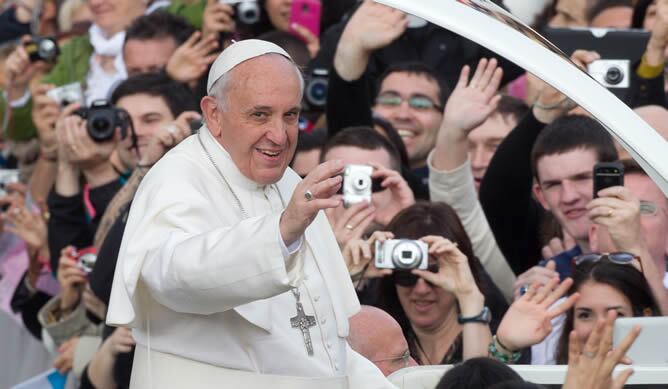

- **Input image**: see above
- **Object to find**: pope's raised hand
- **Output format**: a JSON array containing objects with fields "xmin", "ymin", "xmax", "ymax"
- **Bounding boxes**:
[{"xmin": 280, "ymin": 160, "xmax": 344, "ymax": 244}]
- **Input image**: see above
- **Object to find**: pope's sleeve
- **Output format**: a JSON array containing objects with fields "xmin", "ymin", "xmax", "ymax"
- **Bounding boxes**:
[
  {"xmin": 121, "ymin": 164, "xmax": 305, "ymax": 316},
  {"xmin": 346, "ymin": 343, "xmax": 398, "ymax": 389}
]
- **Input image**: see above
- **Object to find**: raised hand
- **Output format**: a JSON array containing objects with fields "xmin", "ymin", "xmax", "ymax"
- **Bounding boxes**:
[
  {"xmin": 587, "ymin": 186, "xmax": 643, "ymax": 254},
  {"xmin": 335, "ymin": 0, "xmax": 408, "ymax": 80},
  {"xmin": 562, "ymin": 310, "xmax": 641, "ymax": 389},
  {"xmin": 57, "ymin": 246, "xmax": 88, "ymax": 314},
  {"xmin": 342, "ymin": 231, "xmax": 394, "ymax": 279},
  {"xmin": 3, "ymin": 36, "xmax": 48, "ymax": 99},
  {"xmin": 166, "ymin": 31, "xmax": 219, "ymax": 84},
  {"xmin": 290, "ymin": 23, "xmax": 321, "ymax": 58},
  {"xmin": 53, "ymin": 337, "xmax": 80, "ymax": 374},
  {"xmin": 325, "ymin": 201, "xmax": 376, "ymax": 249},
  {"xmin": 202, "ymin": 0, "xmax": 236, "ymax": 39},
  {"xmin": 138, "ymin": 111, "xmax": 201, "ymax": 167},
  {"xmin": 498, "ymin": 278, "xmax": 579, "ymax": 351},
  {"xmin": 412, "ymin": 236, "xmax": 476, "ymax": 296},
  {"xmin": 280, "ymin": 160, "xmax": 344, "ymax": 244},
  {"xmin": 513, "ymin": 260, "xmax": 558, "ymax": 301},
  {"xmin": 369, "ymin": 161, "xmax": 415, "ymax": 226},
  {"xmin": 440, "ymin": 58, "xmax": 503, "ymax": 141}
]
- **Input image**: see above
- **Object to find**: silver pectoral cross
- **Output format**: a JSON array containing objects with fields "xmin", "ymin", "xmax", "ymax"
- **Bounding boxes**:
[{"xmin": 290, "ymin": 289, "xmax": 316, "ymax": 356}]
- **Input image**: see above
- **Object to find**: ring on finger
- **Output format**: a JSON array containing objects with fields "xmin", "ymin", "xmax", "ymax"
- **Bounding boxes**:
[
  {"xmin": 304, "ymin": 189, "xmax": 314, "ymax": 201},
  {"xmin": 582, "ymin": 351, "xmax": 596, "ymax": 359},
  {"xmin": 607, "ymin": 209, "xmax": 613, "ymax": 217},
  {"xmin": 345, "ymin": 224, "xmax": 354, "ymax": 230},
  {"xmin": 166, "ymin": 124, "xmax": 179, "ymax": 136}
]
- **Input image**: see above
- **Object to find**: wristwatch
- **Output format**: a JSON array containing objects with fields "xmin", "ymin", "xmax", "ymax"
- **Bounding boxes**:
[{"xmin": 457, "ymin": 306, "xmax": 491, "ymax": 325}]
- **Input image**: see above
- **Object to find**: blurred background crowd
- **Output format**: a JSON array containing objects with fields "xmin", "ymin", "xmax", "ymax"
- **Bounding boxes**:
[{"xmin": 0, "ymin": 0, "xmax": 667, "ymax": 388}]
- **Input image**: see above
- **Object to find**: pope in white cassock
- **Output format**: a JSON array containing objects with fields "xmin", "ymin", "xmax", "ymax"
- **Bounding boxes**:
[{"xmin": 106, "ymin": 40, "xmax": 396, "ymax": 388}]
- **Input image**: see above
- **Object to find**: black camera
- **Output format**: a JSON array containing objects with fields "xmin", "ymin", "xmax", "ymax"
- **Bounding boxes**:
[
  {"xmin": 74, "ymin": 100, "xmax": 131, "ymax": 143},
  {"xmin": 219, "ymin": 0, "xmax": 261, "ymax": 26},
  {"xmin": 304, "ymin": 68, "xmax": 328, "ymax": 111},
  {"xmin": 24, "ymin": 37, "xmax": 60, "ymax": 63}
]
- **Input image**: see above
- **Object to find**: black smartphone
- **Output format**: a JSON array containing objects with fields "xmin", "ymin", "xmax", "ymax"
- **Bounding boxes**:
[
  {"xmin": 189, "ymin": 119, "xmax": 203, "ymax": 135},
  {"xmin": 593, "ymin": 161, "xmax": 624, "ymax": 198}
]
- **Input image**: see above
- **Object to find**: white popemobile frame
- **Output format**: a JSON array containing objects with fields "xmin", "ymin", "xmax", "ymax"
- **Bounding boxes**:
[{"xmin": 375, "ymin": 0, "xmax": 668, "ymax": 195}]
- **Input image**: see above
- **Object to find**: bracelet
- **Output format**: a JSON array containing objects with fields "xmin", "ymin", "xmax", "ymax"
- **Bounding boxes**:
[
  {"xmin": 532, "ymin": 96, "xmax": 576, "ymax": 111},
  {"xmin": 488, "ymin": 335, "xmax": 521, "ymax": 364},
  {"xmin": 136, "ymin": 163, "xmax": 154, "ymax": 170}
]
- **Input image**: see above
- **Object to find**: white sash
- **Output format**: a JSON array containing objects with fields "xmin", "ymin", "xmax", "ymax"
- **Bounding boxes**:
[{"xmin": 131, "ymin": 345, "xmax": 349, "ymax": 389}]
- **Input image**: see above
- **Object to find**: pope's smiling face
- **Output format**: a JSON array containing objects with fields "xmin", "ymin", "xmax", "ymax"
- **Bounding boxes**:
[{"xmin": 204, "ymin": 54, "xmax": 303, "ymax": 185}]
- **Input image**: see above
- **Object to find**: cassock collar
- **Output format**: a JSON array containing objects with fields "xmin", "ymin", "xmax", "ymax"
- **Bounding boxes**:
[{"xmin": 199, "ymin": 124, "xmax": 265, "ymax": 191}]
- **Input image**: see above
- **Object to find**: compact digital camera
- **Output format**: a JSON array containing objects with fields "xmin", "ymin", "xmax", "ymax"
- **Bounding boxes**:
[
  {"xmin": 342, "ymin": 164, "xmax": 373, "ymax": 208},
  {"xmin": 219, "ymin": 0, "xmax": 261, "ymax": 26},
  {"xmin": 76, "ymin": 247, "xmax": 97, "ymax": 274},
  {"xmin": 304, "ymin": 68, "xmax": 328, "ymax": 111},
  {"xmin": 74, "ymin": 100, "xmax": 131, "ymax": 142},
  {"xmin": 46, "ymin": 82, "xmax": 84, "ymax": 107},
  {"xmin": 375, "ymin": 239, "xmax": 429, "ymax": 270},
  {"xmin": 587, "ymin": 59, "xmax": 630, "ymax": 89},
  {"xmin": 24, "ymin": 36, "xmax": 59, "ymax": 63}
]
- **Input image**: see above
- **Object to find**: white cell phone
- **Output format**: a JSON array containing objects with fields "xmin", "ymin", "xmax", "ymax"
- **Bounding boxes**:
[{"xmin": 613, "ymin": 316, "xmax": 668, "ymax": 365}]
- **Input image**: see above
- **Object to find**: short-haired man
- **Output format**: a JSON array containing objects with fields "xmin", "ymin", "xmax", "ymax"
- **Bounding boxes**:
[
  {"xmin": 321, "ymin": 127, "xmax": 415, "ymax": 249},
  {"xmin": 108, "ymin": 40, "xmax": 394, "ymax": 387}
]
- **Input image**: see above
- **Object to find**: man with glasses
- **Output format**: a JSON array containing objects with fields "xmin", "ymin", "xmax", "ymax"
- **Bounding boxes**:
[{"xmin": 348, "ymin": 306, "xmax": 417, "ymax": 376}]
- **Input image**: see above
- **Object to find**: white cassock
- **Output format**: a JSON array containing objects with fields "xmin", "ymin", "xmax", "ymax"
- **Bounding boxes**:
[{"xmin": 107, "ymin": 124, "xmax": 395, "ymax": 388}]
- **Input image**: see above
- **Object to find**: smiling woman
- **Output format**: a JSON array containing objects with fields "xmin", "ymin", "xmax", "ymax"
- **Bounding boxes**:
[{"xmin": 373, "ymin": 202, "xmax": 509, "ymax": 365}]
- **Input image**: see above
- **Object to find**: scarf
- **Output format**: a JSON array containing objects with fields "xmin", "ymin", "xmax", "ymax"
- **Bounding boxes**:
[{"xmin": 85, "ymin": 24, "xmax": 128, "ymax": 104}]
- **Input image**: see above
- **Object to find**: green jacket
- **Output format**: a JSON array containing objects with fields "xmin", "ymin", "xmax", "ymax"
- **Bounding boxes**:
[{"xmin": 1, "ymin": 5, "xmax": 198, "ymax": 142}]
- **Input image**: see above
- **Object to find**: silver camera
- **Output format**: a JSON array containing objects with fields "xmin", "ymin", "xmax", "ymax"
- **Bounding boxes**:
[
  {"xmin": 342, "ymin": 164, "xmax": 373, "ymax": 208},
  {"xmin": 77, "ymin": 252, "xmax": 97, "ymax": 274},
  {"xmin": 375, "ymin": 239, "xmax": 429, "ymax": 270},
  {"xmin": 47, "ymin": 82, "xmax": 84, "ymax": 107},
  {"xmin": 0, "ymin": 169, "xmax": 20, "ymax": 198},
  {"xmin": 587, "ymin": 59, "xmax": 630, "ymax": 89},
  {"xmin": 219, "ymin": 0, "xmax": 261, "ymax": 25}
]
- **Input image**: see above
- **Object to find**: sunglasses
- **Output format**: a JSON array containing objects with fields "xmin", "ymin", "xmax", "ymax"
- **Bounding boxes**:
[
  {"xmin": 392, "ymin": 264, "xmax": 439, "ymax": 287},
  {"xmin": 376, "ymin": 93, "xmax": 443, "ymax": 112},
  {"xmin": 573, "ymin": 252, "xmax": 643, "ymax": 273}
]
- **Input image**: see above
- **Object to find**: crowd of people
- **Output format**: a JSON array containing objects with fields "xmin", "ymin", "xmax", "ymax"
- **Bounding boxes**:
[{"xmin": 0, "ymin": 0, "xmax": 667, "ymax": 388}]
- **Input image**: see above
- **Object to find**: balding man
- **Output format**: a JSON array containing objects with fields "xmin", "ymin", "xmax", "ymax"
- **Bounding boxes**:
[
  {"xmin": 107, "ymin": 40, "xmax": 395, "ymax": 388},
  {"xmin": 349, "ymin": 306, "xmax": 417, "ymax": 376}
]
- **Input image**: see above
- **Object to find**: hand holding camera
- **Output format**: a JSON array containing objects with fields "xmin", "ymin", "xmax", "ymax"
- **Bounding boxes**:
[
  {"xmin": 57, "ymin": 246, "xmax": 89, "ymax": 314},
  {"xmin": 343, "ymin": 231, "xmax": 394, "ymax": 279},
  {"xmin": 369, "ymin": 162, "xmax": 415, "ymax": 226},
  {"xmin": 139, "ymin": 111, "xmax": 202, "ymax": 167},
  {"xmin": 411, "ymin": 236, "xmax": 481, "ymax": 305},
  {"xmin": 203, "ymin": 0, "xmax": 237, "ymax": 38},
  {"xmin": 3, "ymin": 36, "xmax": 49, "ymax": 99},
  {"xmin": 280, "ymin": 160, "xmax": 344, "ymax": 245},
  {"xmin": 587, "ymin": 185, "xmax": 644, "ymax": 255},
  {"xmin": 325, "ymin": 200, "xmax": 376, "ymax": 248}
]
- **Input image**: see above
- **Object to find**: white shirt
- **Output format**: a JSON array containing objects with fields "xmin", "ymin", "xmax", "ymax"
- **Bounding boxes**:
[{"xmin": 108, "ymin": 126, "xmax": 390, "ymax": 385}]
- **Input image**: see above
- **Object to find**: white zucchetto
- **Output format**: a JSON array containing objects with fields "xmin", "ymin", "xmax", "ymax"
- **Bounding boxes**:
[{"xmin": 206, "ymin": 39, "xmax": 292, "ymax": 94}]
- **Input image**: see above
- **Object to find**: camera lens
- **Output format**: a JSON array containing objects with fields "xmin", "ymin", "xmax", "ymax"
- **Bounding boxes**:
[
  {"xmin": 88, "ymin": 116, "xmax": 114, "ymax": 142},
  {"xmin": 352, "ymin": 174, "xmax": 370, "ymax": 191},
  {"xmin": 306, "ymin": 78, "xmax": 328, "ymax": 108},
  {"xmin": 237, "ymin": 2, "xmax": 260, "ymax": 24},
  {"xmin": 604, "ymin": 66, "xmax": 624, "ymax": 85},
  {"xmin": 392, "ymin": 241, "xmax": 423, "ymax": 269},
  {"xmin": 38, "ymin": 39, "xmax": 57, "ymax": 61}
]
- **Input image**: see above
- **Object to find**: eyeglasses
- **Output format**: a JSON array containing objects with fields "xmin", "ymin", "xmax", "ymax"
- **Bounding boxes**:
[
  {"xmin": 371, "ymin": 349, "xmax": 412, "ymax": 368},
  {"xmin": 573, "ymin": 252, "xmax": 643, "ymax": 273},
  {"xmin": 639, "ymin": 200, "xmax": 659, "ymax": 216},
  {"xmin": 376, "ymin": 92, "xmax": 443, "ymax": 112},
  {"xmin": 392, "ymin": 264, "xmax": 439, "ymax": 287}
]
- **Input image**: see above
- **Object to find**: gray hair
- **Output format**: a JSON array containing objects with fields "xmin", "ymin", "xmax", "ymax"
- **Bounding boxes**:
[{"xmin": 209, "ymin": 53, "xmax": 305, "ymax": 111}]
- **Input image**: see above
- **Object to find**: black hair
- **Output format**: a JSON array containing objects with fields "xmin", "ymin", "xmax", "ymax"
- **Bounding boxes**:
[
  {"xmin": 377, "ymin": 62, "xmax": 450, "ymax": 109},
  {"xmin": 555, "ymin": 257, "xmax": 661, "ymax": 364},
  {"xmin": 631, "ymin": 0, "xmax": 654, "ymax": 29},
  {"xmin": 321, "ymin": 126, "xmax": 402, "ymax": 171},
  {"xmin": 531, "ymin": 115, "xmax": 618, "ymax": 182},
  {"xmin": 588, "ymin": 0, "xmax": 633, "ymax": 23},
  {"xmin": 295, "ymin": 128, "xmax": 328, "ymax": 153},
  {"xmin": 256, "ymin": 30, "xmax": 311, "ymax": 68},
  {"xmin": 124, "ymin": 11, "xmax": 195, "ymax": 46},
  {"xmin": 496, "ymin": 95, "xmax": 529, "ymax": 123},
  {"xmin": 111, "ymin": 73, "xmax": 198, "ymax": 118},
  {"xmin": 435, "ymin": 357, "xmax": 523, "ymax": 389},
  {"xmin": 488, "ymin": 382, "xmax": 547, "ymax": 389}
]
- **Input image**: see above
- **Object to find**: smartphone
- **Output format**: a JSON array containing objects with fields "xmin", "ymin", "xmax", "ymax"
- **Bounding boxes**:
[
  {"xmin": 289, "ymin": 0, "xmax": 322, "ymax": 42},
  {"xmin": 593, "ymin": 161, "xmax": 624, "ymax": 198}
]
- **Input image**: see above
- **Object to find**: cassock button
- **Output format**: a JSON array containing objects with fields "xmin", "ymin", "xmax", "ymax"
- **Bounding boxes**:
[
  {"xmin": 314, "ymin": 295, "xmax": 320, "ymax": 302},
  {"xmin": 321, "ymin": 317, "xmax": 327, "ymax": 325}
]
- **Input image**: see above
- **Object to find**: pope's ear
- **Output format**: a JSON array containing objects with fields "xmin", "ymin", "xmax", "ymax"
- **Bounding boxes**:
[{"xmin": 200, "ymin": 96, "xmax": 222, "ymax": 137}]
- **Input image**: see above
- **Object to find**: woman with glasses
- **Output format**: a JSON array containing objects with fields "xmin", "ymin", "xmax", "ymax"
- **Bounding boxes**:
[{"xmin": 354, "ymin": 202, "xmax": 509, "ymax": 365}]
